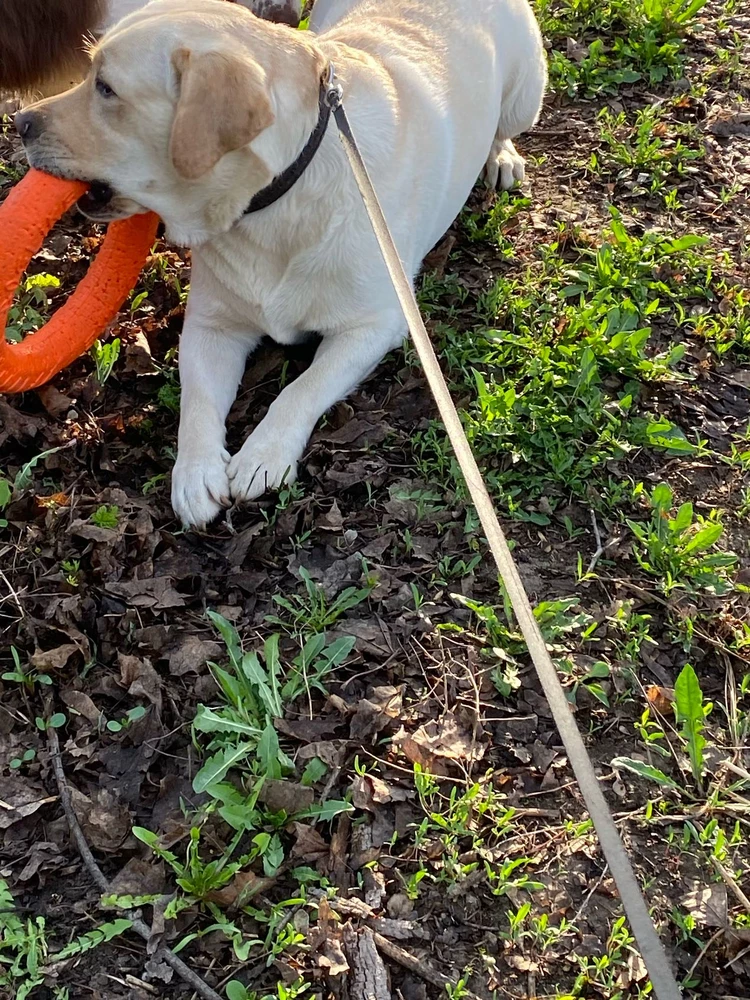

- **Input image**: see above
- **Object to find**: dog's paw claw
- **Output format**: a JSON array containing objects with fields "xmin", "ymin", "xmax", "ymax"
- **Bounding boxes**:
[
  {"xmin": 227, "ymin": 433, "xmax": 300, "ymax": 502},
  {"xmin": 485, "ymin": 137, "xmax": 525, "ymax": 191},
  {"xmin": 171, "ymin": 450, "xmax": 231, "ymax": 530}
]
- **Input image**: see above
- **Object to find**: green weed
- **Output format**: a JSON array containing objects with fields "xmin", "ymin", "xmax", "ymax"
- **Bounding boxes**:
[
  {"xmin": 4, "ymin": 274, "xmax": 60, "ymax": 343},
  {"xmin": 0, "ymin": 476, "xmax": 10, "ymax": 528},
  {"xmin": 415, "ymin": 212, "xmax": 706, "ymax": 505},
  {"xmin": 537, "ymin": 0, "xmax": 708, "ymax": 97},
  {"xmin": 91, "ymin": 337, "xmax": 121, "ymax": 384},
  {"xmin": 614, "ymin": 662, "xmax": 712, "ymax": 794},
  {"xmin": 2, "ymin": 646, "xmax": 53, "ymax": 693},
  {"xmin": 106, "ymin": 705, "xmax": 147, "ymax": 733},
  {"xmin": 0, "ymin": 878, "xmax": 131, "ymax": 999},
  {"xmin": 90, "ymin": 504, "xmax": 120, "ymax": 529},
  {"xmin": 267, "ymin": 566, "xmax": 372, "ymax": 634},
  {"xmin": 593, "ymin": 104, "xmax": 703, "ymax": 203},
  {"xmin": 626, "ymin": 482, "xmax": 737, "ymax": 594}
]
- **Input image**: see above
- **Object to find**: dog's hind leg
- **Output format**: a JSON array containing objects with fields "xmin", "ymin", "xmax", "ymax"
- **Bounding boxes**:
[{"xmin": 484, "ymin": 39, "xmax": 547, "ymax": 190}]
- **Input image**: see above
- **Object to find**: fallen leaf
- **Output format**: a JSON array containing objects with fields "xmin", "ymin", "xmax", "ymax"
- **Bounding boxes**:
[
  {"xmin": 386, "ymin": 893, "xmax": 416, "ymax": 920},
  {"xmin": 645, "ymin": 685, "xmax": 675, "ymax": 715},
  {"xmin": 106, "ymin": 577, "xmax": 185, "ymax": 609},
  {"xmin": 681, "ymin": 884, "xmax": 728, "ymax": 928},
  {"xmin": 0, "ymin": 399, "xmax": 45, "ymax": 447},
  {"xmin": 70, "ymin": 519, "xmax": 124, "ymax": 544},
  {"xmin": 706, "ymin": 111, "xmax": 750, "ymax": 137},
  {"xmin": 0, "ymin": 776, "xmax": 55, "ymax": 830},
  {"xmin": 404, "ymin": 712, "xmax": 485, "ymax": 765},
  {"xmin": 296, "ymin": 741, "xmax": 346, "ymax": 767},
  {"xmin": 352, "ymin": 774, "xmax": 394, "ymax": 812},
  {"xmin": 18, "ymin": 842, "xmax": 61, "ymax": 881},
  {"xmin": 206, "ymin": 870, "xmax": 272, "ymax": 907},
  {"xmin": 168, "ymin": 636, "xmax": 223, "ymax": 676},
  {"xmin": 36, "ymin": 385, "xmax": 74, "ymax": 418},
  {"xmin": 309, "ymin": 897, "xmax": 350, "ymax": 977},
  {"xmin": 317, "ymin": 418, "xmax": 388, "ymax": 446},
  {"xmin": 397, "ymin": 733, "xmax": 448, "ymax": 775},
  {"xmin": 318, "ymin": 501, "xmax": 345, "ymax": 531},
  {"xmin": 224, "ymin": 521, "xmax": 265, "ymax": 567},
  {"xmin": 106, "ymin": 858, "xmax": 166, "ymax": 900},
  {"xmin": 144, "ymin": 958, "xmax": 174, "ymax": 984},
  {"xmin": 69, "ymin": 786, "xmax": 132, "ymax": 851},
  {"xmin": 29, "ymin": 644, "xmax": 79, "ymax": 671},
  {"xmin": 61, "ymin": 689, "xmax": 104, "ymax": 726},
  {"xmin": 259, "ymin": 779, "xmax": 315, "ymax": 814},
  {"xmin": 118, "ymin": 653, "xmax": 163, "ymax": 712},
  {"xmin": 123, "ymin": 330, "xmax": 158, "ymax": 374},
  {"xmin": 291, "ymin": 822, "xmax": 329, "ymax": 861},
  {"xmin": 566, "ymin": 37, "xmax": 589, "ymax": 62},
  {"xmin": 275, "ymin": 717, "xmax": 343, "ymax": 743},
  {"xmin": 349, "ymin": 686, "xmax": 403, "ymax": 741}
]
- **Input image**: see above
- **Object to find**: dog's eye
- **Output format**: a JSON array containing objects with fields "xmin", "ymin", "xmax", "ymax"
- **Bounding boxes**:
[{"xmin": 95, "ymin": 78, "xmax": 116, "ymax": 99}]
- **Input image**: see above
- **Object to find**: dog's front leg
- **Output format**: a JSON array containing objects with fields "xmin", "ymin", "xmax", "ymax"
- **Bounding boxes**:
[
  {"xmin": 171, "ymin": 320, "xmax": 259, "ymax": 529},
  {"xmin": 228, "ymin": 319, "xmax": 404, "ymax": 502}
]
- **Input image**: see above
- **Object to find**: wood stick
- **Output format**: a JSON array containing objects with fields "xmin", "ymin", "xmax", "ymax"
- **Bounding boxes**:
[
  {"xmin": 47, "ymin": 722, "xmax": 224, "ymax": 1000},
  {"xmin": 371, "ymin": 931, "xmax": 482, "ymax": 1000}
]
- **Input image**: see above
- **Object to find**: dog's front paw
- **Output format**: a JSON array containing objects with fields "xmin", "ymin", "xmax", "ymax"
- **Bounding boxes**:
[
  {"xmin": 171, "ymin": 449, "xmax": 231, "ymax": 529},
  {"xmin": 227, "ymin": 428, "xmax": 302, "ymax": 502},
  {"xmin": 485, "ymin": 138, "xmax": 526, "ymax": 191}
]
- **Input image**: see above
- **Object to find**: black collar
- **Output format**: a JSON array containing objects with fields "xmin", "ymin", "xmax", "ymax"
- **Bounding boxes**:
[{"xmin": 243, "ymin": 72, "xmax": 331, "ymax": 215}]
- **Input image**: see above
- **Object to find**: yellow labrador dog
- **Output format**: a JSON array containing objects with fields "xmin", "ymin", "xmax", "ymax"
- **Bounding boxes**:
[{"xmin": 16, "ymin": 0, "xmax": 546, "ymax": 529}]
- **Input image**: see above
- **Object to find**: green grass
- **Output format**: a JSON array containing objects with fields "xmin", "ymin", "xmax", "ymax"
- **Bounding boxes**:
[
  {"xmin": 535, "ymin": 0, "xmax": 708, "ymax": 96},
  {"xmin": 416, "ymin": 208, "xmax": 715, "ymax": 509},
  {"xmin": 591, "ymin": 102, "xmax": 704, "ymax": 206}
]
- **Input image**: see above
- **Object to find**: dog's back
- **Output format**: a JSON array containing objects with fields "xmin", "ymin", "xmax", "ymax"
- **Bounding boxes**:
[{"xmin": 0, "ymin": 0, "xmax": 103, "ymax": 96}]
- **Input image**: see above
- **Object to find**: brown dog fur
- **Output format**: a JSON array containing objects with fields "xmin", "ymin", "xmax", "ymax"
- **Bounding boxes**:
[
  {"xmin": 0, "ymin": 0, "xmax": 103, "ymax": 96},
  {"xmin": 0, "ymin": 0, "xmax": 301, "ymax": 98}
]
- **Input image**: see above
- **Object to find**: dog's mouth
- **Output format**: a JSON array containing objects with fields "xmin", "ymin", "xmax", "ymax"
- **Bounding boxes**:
[
  {"xmin": 76, "ymin": 181, "xmax": 145, "ymax": 222},
  {"xmin": 76, "ymin": 181, "xmax": 116, "ymax": 218}
]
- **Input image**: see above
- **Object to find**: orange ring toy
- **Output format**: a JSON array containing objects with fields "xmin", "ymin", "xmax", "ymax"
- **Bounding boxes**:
[{"xmin": 0, "ymin": 169, "xmax": 159, "ymax": 393}]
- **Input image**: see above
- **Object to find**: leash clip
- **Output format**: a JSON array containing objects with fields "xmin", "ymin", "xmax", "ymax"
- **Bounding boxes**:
[{"xmin": 323, "ymin": 62, "xmax": 343, "ymax": 109}]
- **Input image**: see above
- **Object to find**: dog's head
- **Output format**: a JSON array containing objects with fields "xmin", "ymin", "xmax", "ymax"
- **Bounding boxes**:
[{"xmin": 16, "ymin": 0, "xmax": 322, "ymax": 244}]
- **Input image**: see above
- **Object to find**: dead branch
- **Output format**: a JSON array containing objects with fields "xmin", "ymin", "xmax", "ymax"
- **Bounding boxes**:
[
  {"xmin": 343, "ymin": 925, "xmax": 391, "ymax": 1000},
  {"xmin": 46, "ymin": 722, "xmax": 223, "ymax": 1000},
  {"xmin": 371, "ymin": 931, "xmax": 482, "ymax": 1000}
]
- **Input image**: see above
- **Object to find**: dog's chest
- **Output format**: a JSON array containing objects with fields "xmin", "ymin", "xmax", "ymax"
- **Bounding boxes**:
[{"xmin": 198, "ymin": 233, "xmax": 350, "ymax": 344}]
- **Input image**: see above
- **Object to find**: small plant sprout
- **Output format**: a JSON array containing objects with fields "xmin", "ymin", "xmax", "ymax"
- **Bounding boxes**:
[
  {"xmin": 90, "ymin": 504, "xmax": 120, "ymax": 529},
  {"xmin": 107, "ymin": 705, "xmax": 148, "ymax": 733},
  {"xmin": 2, "ymin": 646, "xmax": 53, "ymax": 692},
  {"xmin": 91, "ymin": 336, "xmax": 121, "ymax": 384}
]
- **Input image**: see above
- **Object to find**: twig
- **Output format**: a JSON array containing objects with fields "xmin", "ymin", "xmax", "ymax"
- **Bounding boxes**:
[
  {"xmin": 686, "ymin": 927, "xmax": 724, "ymax": 981},
  {"xmin": 0, "ymin": 567, "xmax": 25, "ymax": 617},
  {"xmin": 586, "ymin": 511, "xmax": 616, "ymax": 575},
  {"xmin": 726, "ymin": 942, "xmax": 750, "ymax": 970},
  {"xmin": 568, "ymin": 864, "xmax": 609, "ymax": 929},
  {"xmin": 371, "ymin": 931, "xmax": 482, "ymax": 1000},
  {"xmin": 47, "ymin": 723, "xmax": 223, "ymax": 1000},
  {"xmin": 711, "ymin": 855, "xmax": 750, "ymax": 913}
]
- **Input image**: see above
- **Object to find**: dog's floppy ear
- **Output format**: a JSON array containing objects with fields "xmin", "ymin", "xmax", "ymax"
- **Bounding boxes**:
[{"xmin": 170, "ymin": 48, "xmax": 274, "ymax": 179}]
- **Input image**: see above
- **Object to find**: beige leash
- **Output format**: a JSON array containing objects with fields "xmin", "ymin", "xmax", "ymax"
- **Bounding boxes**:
[{"xmin": 323, "ymin": 66, "xmax": 683, "ymax": 1000}]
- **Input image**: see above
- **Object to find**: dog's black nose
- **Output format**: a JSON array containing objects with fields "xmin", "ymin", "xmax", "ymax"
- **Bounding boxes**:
[{"xmin": 14, "ymin": 110, "xmax": 43, "ymax": 143}]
